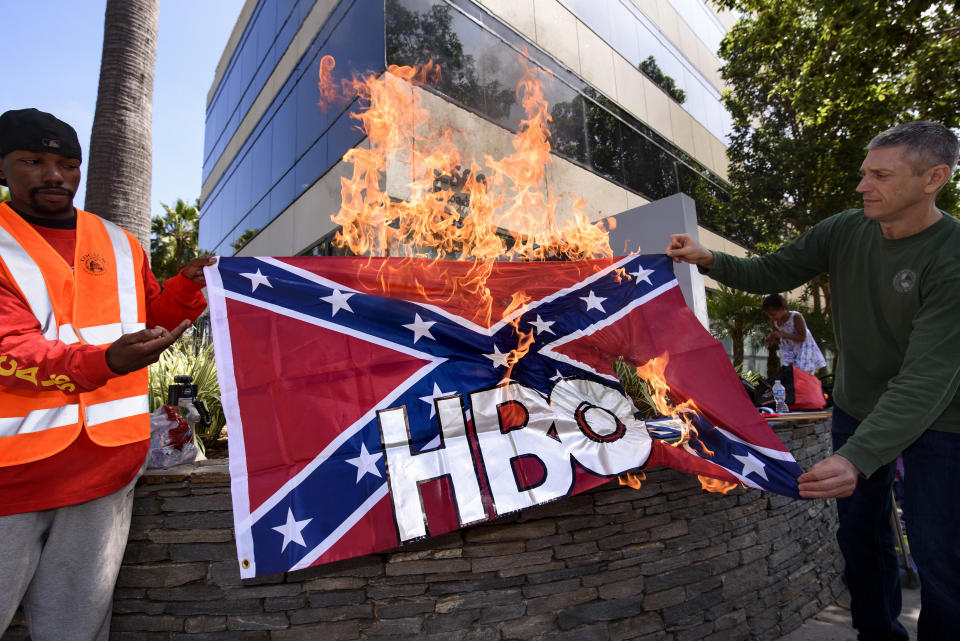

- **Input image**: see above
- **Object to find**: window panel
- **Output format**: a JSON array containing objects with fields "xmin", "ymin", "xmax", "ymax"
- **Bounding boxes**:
[
  {"xmin": 270, "ymin": 170, "xmax": 297, "ymax": 221},
  {"xmin": 273, "ymin": 98, "xmax": 298, "ymax": 185},
  {"xmin": 549, "ymin": 93, "xmax": 589, "ymax": 168},
  {"xmin": 295, "ymin": 72, "xmax": 327, "ymax": 160},
  {"xmin": 325, "ymin": 107, "xmax": 363, "ymax": 171},
  {"xmin": 605, "ymin": 2, "xmax": 640, "ymax": 66},
  {"xmin": 250, "ymin": 128, "xmax": 273, "ymax": 204},
  {"xmin": 296, "ymin": 136, "xmax": 329, "ymax": 196},
  {"xmin": 621, "ymin": 125, "xmax": 678, "ymax": 200}
]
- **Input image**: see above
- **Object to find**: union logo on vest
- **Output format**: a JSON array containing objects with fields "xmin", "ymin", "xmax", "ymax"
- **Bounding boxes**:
[{"xmin": 81, "ymin": 252, "xmax": 106, "ymax": 276}]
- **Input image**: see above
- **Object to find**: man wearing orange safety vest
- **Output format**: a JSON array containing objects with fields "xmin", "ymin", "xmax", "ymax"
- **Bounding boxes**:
[{"xmin": 0, "ymin": 108, "xmax": 215, "ymax": 641}]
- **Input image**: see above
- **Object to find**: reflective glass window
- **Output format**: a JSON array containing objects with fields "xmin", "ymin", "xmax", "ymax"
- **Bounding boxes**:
[
  {"xmin": 621, "ymin": 125, "xmax": 678, "ymax": 200},
  {"xmin": 386, "ymin": 0, "xmax": 729, "ymax": 225},
  {"xmin": 295, "ymin": 136, "xmax": 329, "ymax": 195},
  {"xmin": 202, "ymin": 0, "xmax": 386, "ymax": 254},
  {"xmin": 549, "ymin": 93, "xmax": 589, "ymax": 168},
  {"xmin": 204, "ymin": 0, "xmax": 311, "ymax": 178},
  {"xmin": 203, "ymin": 0, "xmax": 734, "ymax": 255},
  {"xmin": 272, "ymin": 99, "xmax": 297, "ymax": 185},
  {"xmin": 295, "ymin": 64, "xmax": 328, "ymax": 159},
  {"xmin": 558, "ymin": 0, "xmax": 731, "ymax": 144},
  {"xmin": 250, "ymin": 129, "xmax": 273, "ymax": 203},
  {"xmin": 271, "ymin": 169, "xmax": 297, "ymax": 219},
  {"xmin": 604, "ymin": 1, "xmax": 641, "ymax": 65},
  {"xmin": 665, "ymin": 0, "xmax": 725, "ymax": 53},
  {"xmin": 324, "ymin": 106, "xmax": 364, "ymax": 170}
]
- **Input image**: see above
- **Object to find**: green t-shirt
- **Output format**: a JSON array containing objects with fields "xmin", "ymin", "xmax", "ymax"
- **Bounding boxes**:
[{"xmin": 710, "ymin": 209, "xmax": 960, "ymax": 476}]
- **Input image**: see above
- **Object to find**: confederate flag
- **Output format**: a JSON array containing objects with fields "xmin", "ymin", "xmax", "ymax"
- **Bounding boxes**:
[{"xmin": 205, "ymin": 255, "xmax": 802, "ymax": 577}]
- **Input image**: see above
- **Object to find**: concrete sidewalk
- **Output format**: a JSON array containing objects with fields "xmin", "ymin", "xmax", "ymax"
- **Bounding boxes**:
[{"xmin": 781, "ymin": 586, "xmax": 920, "ymax": 641}]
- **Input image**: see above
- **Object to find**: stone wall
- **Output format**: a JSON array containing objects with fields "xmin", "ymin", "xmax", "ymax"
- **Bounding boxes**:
[{"xmin": 3, "ymin": 419, "xmax": 844, "ymax": 641}]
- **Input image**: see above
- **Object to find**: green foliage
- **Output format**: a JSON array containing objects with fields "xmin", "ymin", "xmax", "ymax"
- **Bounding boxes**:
[
  {"xmin": 612, "ymin": 357, "xmax": 662, "ymax": 419},
  {"xmin": 231, "ymin": 228, "xmax": 260, "ymax": 253},
  {"xmin": 638, "ymin": 56, "xmax": 686, "ymax": 104},
  {"xmin": 706, "ymin": 285, "xmax": 767, "ymax": 368},
  {"xmin": 734, "ymin": 363, "xmax": 762, "ymax": 385},
  {"xmin": 708, "ymin": 0, "xmax": 960, "ymax": 251},
  {"xmin": 151, "ymin": 198, "xmax": 202, "ymax": 282},
  {"xmin": 148, "ymin": 329, "xmax": 225, "ymax": 452},
  {"xmin": 0, "ymin": 185, "xmax": 9, "ymax": 202}
]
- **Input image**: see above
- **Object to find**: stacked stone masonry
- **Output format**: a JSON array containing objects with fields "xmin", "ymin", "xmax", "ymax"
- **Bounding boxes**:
[{"xmin": 3, "ymin": 419, "xmax": 844, "ymax": 641}]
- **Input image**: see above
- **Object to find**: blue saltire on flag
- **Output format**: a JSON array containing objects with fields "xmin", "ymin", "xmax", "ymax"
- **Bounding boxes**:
[{"xmin": 205, "ymin": 254, "xmax": 802, "ymax": 577}]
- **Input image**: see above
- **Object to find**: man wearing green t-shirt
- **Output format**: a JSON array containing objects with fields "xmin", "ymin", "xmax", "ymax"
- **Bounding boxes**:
[{"xmin": 666, "ymin": 120, "xmax": 959, "ymax": 641}]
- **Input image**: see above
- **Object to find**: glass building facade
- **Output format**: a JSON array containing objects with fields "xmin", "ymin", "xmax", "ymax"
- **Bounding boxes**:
[{"xmin": 202, "ymin": 0, "xmax": 737, "ymax": 256}]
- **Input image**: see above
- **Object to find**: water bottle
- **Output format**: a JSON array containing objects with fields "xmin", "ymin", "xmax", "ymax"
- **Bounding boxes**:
[{"xmin": 772, "ymin": 379, "xmax": 789, "ymax": 414}]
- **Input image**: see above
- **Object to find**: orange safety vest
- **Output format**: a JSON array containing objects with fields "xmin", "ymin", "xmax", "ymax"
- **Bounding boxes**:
[{"xmin": 0, "ymin": 203, "xmax": 149, "ymax": 467}]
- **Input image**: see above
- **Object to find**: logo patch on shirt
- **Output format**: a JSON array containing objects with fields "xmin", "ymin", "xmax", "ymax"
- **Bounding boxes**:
[
  {"xmin": 80, "ymin": 253, "xmax": 107, "ymax": 276},
  {"xmin": 892, "ymin": 268, "xmax": 917, "ymax": 293}
]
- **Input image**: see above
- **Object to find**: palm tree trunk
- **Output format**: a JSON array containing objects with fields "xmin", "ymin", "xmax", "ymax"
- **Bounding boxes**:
[
  {"xmin": 85, "ymin": 0, "xmax": 159, "ymax": 249},
  {"xmin": 731, "ymin": 328, "xmax": 745, "ymax": 369}
]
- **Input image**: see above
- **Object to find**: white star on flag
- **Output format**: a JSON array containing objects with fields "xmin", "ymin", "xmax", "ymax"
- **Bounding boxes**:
[
  {"xmin": 631, "ymin": 267, "xmax": 655, "ymax": 286},
  {"xmin": 579, "ymin": 290, "xmax": 606, "ymax": 312},
  {"xmin": 240, "ymin": 268, "xmax": 272, "ymax": 293},
  {"xmin": 403, "ymin": 314, "xmax": 436, "ymax": 343},
  {"xmin": 419, "ymin": 382, "xmax": 454, "ymax": 418},
  {"xmin": 733, "ymin": 452, "xmax": 769, "ymax": 481},
  {"xmin": 345, "ymin": 442, "xmax": 383, "ymax": 482},
  {"xmin": 484, "ymin": 345, "xmax": 510, "ymax": 368},
  {"xmin": 528, "ymin": 314, "xmax": 555, "ymax": 335},
  {"xmin": 321, "ymin": 289, "xmax": 354, "ymax": 316},
  {"xmin": 272, "ymin": 507, "xmax": 312, "ymax": 552}
]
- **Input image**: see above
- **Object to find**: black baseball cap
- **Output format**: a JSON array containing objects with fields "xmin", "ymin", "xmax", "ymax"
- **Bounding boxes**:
[{"xmin": 0, "ymin": 109, "xmax": 82, "ymax": 186}]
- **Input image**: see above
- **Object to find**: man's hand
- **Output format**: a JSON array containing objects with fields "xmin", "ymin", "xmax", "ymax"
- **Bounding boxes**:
[
  {"xmin": 181, "ymin": 255, "xmax": 217, "ymax": 286},
  {"xmin": 105, "ymin": 319, "xmax": 191, "ymax": 375},
  {"xmin": 798, "ymin": 454, "xmax": 860, "ymax": 498},
  {"xmin": 665, "ymin": 234, "xmax": 715, "ymax": 269}
]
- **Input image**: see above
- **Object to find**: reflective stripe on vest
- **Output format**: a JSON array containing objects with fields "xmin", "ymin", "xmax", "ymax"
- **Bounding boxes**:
[
  {"xmin": 85, "ymin": 394, "xmax": 149, "ymax": 427},
  {"xmin": 58, "ymin": 324, "xmax": 79, "ymax": 344},
  {"xmin": 0, "ymin": 223, "xmax": 59, "ymax": 340},
  {"xmin": 0, "ymin": 404, "xmax": 80, "ymax": 438},
  {"xmin": 100, "ymin": 218, "xmax": 143, "ymax": 335},
  {"xmin": 77, "ymin": 321, "xmax": 146, "ymax": 346}
]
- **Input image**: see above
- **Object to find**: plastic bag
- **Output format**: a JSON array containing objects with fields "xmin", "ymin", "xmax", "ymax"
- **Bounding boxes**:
[{"xmin": 148, "ymin": 404, "xmax": 201, "ymax": 468}]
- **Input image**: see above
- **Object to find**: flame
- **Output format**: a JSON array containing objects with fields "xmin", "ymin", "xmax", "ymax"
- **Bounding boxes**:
[
  {"xmin": 618, "ymin": 471, "xmax": 646, "ymax": 489},
  {"xmin": 317, "ymin": 54, "xmax": 613, "ymax": 331},
  {"xmin": 502, "ymin": 292, "xmax": 536, "ymax": 379},
  {"xmin": 635, "ymin": 353, "xmax": 713, "ymax": 457},
  {"xmin": 697, "ymin": 475, "xmax": 741, "ymax": 494},
  {"xmin": 317, "ymin": 54, "xmax": 338, "ymax": 107}
]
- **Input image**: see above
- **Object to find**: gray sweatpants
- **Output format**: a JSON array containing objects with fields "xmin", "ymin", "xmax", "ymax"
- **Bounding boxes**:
[{"xmin": 0, "ymin": 467, "xmax": 142, "ymax": 641}]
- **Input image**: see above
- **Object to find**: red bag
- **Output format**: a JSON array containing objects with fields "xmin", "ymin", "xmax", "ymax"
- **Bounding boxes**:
[{"xmin": 788, "ymin": 365, "xmax": 827, "ymax": 411}]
